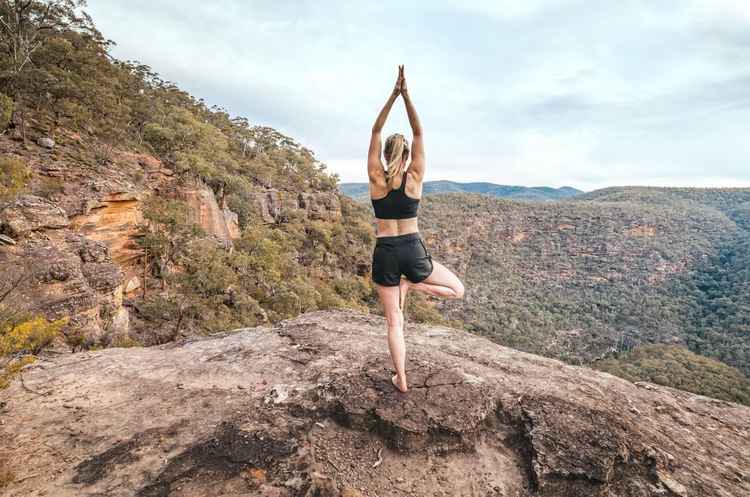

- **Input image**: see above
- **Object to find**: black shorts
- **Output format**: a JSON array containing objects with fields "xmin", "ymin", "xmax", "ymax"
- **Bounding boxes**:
[{"xmin": 372, "ymin": 232, "xmax": 434, "ymax": 287}]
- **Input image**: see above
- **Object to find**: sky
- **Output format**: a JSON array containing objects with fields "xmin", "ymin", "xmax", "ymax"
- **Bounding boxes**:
[{"xmin": 86, "ymin": 0, "xmax": 750, "ymax": 191}]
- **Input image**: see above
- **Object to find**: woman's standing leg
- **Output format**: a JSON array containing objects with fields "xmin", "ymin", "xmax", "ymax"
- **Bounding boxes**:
[{"xmin": 376, "ymin": 282, "xmax": 408, "ymax": 392}]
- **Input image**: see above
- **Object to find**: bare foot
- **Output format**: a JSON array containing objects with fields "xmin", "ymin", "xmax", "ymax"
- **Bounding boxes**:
[
  {"xmin": 399, "ymin": 278, "xmax": 410, "ymax": 310},
  {"xmin": 392, "ymin": 374, "xmax": 408, "ymax": 393}
]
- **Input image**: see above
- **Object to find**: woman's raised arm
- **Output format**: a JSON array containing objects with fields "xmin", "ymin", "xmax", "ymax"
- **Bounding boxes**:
[
  {"xmin": 368, "ymin": 66, "xmax": 403, "ymax": 182},
  {"xmin": 400, "ymin": 67, "xmax": 425, "ymax": 181}
]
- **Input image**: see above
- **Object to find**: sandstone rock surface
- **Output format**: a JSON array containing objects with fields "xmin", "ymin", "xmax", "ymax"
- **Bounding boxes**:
[
  {"xmin": 70, "ymin": 191, "xmax": 144, "ymax": 266},
  {"xmin": 0, "ymin": 230, "xmax": 126, "ymax": 343},
  {"xmin": 179, "ymin": 180, "xmax": 241, "ymax": 244},
  {"xmin": 0, "ymin": 195, "xmax": 69, "ymax": 237},
  {"xmin": 250, "ymin": 190, "xmax": 342, "ymax": 223},
  {"xmin": 1, "ymin": 311, "xmax": 748, "ymax": 497}
]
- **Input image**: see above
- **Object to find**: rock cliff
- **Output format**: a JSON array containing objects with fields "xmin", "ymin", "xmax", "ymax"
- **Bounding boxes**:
[
  {"xmin": 0, "ymin": 195, "xmax": 128, "ymax": 342},
  {"xmin": 250, "ymin": 190, "xmax": 342, "ymax": 224},
  {"xmin": 177, "ymin": 179, "xmax": 241, "ymax": 243},
  {"xmin": 1, "ymin": 310, "xmax": 748, "ymax": 497}
]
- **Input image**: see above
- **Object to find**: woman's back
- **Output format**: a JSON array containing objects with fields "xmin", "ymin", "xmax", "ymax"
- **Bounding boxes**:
[{"xmin": 370, "ymin": 171, "xmax": 422, "ymax": 236}]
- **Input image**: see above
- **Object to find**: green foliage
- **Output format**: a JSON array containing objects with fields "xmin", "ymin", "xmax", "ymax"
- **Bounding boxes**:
[
  {"xmin": 405, "ymin": 292, "xmax": 446, "ymax": 324},
  {"xmin": 0, "ymin": 92, "xmax": 13, "ymax": 129},
  {"xmin": 143, "ymin": 107, "xmax": 235, "ymax": 183},
  {"xmin": 680, "ymin": 229, "xmax": 750, "ymax": 376},
  {"xmin": 595, "ymin": 344, "xmax": 750, "ymax": 405},
  {"xmin": 0, "ymin": 2, "xmax": 339, "ymax": 194},
  {"xmin": 0, "ymin": 1, "xmax": 97, "ymax": 139},
  {"xmin": 420, "ymin": 192, "xmax": 737, "ymax": 363},
  {"xmin": 0, "ymin": 155, "xmax": 31, "ymax": 201},
  {"xmin": 0, "ymin": 310, "xmax": 67, "ymax": 390},
  {"xmin": 420, "ymin": 187, "xmax": 750, "ymax": 378},
  {"xmin": 1, "ymin": 316, "xmax": 67, "ymax": 357},
  {"xmin": 138, "ymin": 196, "xmax": 204, "ymax": 271},
  {"xmin": 134, "ymin": 193, "xmax": 377, "ymax": 335},
  {"xmin": 580, "ymin": 187, "xmax": 750, "ymax": 377}
]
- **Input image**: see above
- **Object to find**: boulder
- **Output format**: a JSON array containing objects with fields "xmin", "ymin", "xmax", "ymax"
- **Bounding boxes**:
[
  {"xmin": 37, "ymin": 137, "xmax": 55, "ymax": 149},
  {"xmin": 1, "ymin": 310, "xmax": 748, "ymax": 497},
  {"xmin": 123, "ymin": 275, "xmax": 140, "ymax": 294}
]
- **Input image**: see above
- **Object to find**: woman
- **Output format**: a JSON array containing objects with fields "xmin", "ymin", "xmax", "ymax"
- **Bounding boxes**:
[{"xmin": 368, "ymin": 65, "xmax": 465, "ymax": 393}]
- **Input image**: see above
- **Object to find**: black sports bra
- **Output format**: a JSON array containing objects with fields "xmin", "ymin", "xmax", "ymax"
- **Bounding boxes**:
[{"xmin": 371, "ymin": 171, "xmax": 420, "ymax": 219}]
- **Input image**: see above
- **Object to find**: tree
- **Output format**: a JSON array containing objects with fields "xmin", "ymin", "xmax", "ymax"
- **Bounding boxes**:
[{"xmin": 0, "ymin": 0, "xmax": 95, "ymax": 139}]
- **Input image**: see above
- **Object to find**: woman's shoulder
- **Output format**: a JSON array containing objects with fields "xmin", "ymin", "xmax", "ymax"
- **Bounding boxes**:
[
  {"xmin": 404, "ymin": 170, "xmax": 423, "ymax": 199},
  {"xmin": 369, "ymin": 175, "xmax": 389, "ymax": 200},
  {"xmin": 406, "ymin": 169, "xmax": 424, "ymax": 186}
]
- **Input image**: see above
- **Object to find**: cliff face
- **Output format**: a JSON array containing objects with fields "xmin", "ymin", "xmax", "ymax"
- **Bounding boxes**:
[
  {"xmin": 177, "ymin": 179, "xmax": 241, "ymax": 243},
  {"xmin": 0, "ymin": 195, "xmax": 128, "ymax": 342},
  {"xmin": 1, "ymin": 310, "xmax": 748, "ymax": 497},
  {"xmin": 250, "ymin": 190, "xmax": 342, "ymax": 223}
]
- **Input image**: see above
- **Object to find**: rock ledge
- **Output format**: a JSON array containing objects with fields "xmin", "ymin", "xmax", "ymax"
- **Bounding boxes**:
[{"xmin": 1, "ymin": 310, "xmax": 748, "ymax": 497}]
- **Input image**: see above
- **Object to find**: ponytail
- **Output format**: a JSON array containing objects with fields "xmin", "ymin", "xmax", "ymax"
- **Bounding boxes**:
[{"xmin": 383, "ymin": 133, "xmax": 410, "ymax": 188}]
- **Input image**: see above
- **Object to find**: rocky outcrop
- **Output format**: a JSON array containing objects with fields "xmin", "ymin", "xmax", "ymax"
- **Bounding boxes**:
[
  {"xmin": 70, "ymin": 192, "xmax": 144, "ymax": 266},
  {"xmin": 250, "ymin": 190, "xmax": 342, "ymax": 223},
  {"xmin": 0, "ymin": 196, "xmax": 129, "ymax": 344},
  {"xmin": 37, "ymin": 137, "xmax": 55, "ymax": 149},
  {"xmin": 1, "ymin": 310, "xmax": 748, "ymax": 496},
  {"xmin": 0, "ymin": 195, "xmax": 69, "ymax": 237},
  {"xmin": 178, "ymin": 180, "xmax": 240, "ymax": 243},
  {"xmin": 0, "ymin": 230, "xmax": 128, "ymax": 343}
]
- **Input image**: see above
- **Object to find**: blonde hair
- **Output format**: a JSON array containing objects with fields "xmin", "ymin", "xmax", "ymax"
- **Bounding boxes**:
[{"xmin": 383, "ymin": 133, "xmax": 410, "ymax": 188}]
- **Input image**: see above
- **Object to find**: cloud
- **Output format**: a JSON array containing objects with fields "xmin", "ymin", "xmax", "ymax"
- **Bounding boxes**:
[{"xmin": 86, "ymin": 0, "xmax": 750, "ymax": 189}]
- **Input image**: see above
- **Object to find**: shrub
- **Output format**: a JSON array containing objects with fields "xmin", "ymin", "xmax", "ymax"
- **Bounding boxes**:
[
  {"xmin": 33, "ymin": 175, "xmax": 65, "ymax": 199},
  {"xmin": 0, "ymin": 93, "xmax": 13, "ymax": 130},
  {"xmin": 405, "ymin": 292, "xmax": 446, "ymax": 324},
  {"xmin": 595, "ymin": 344, "xmax": 750, "ymax": 405},
  {"xmin": 0, "ymin": 156, "xmax": 31, "ymax": 201},
  {"xmin": 0, "ymin": 316, "xmax": 67, "ymax": 357},
  {"xmin": 0, "ymin": 356, "xmax": 36, "ymax": 390}
]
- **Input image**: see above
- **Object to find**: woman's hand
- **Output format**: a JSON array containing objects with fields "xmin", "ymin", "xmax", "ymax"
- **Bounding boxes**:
[
  {"xmin": 399, "ymin": 65, "xmax": 409, "ymax": 96},
  {"xmin": 392, "ymin": 65, "xmax": 404, "ymax": 97}
]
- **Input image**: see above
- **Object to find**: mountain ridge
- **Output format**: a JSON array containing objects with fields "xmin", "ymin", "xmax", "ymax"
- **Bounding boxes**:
[{"xmin": 339, "ymin": 180, "xmax": 583, "ymax": 201}]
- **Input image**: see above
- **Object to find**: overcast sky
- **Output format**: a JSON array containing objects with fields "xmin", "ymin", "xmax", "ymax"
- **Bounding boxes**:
[{"xmin": 87, "ymin": 0, "xmax": 750, "ymax": 190}]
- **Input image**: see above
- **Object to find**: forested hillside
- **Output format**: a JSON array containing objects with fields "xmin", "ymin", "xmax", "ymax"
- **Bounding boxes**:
[
  {"xmin": 418, "ymin": 189, "xmax": 750, "ymax": 403},
  {"xmin": 579, "ymin": 187, "xmax": 750, "ymax": 387}
]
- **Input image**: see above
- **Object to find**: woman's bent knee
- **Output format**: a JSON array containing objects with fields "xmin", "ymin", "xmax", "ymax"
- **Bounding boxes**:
[{"xmin": 454, "ymin": 280, "xmax": 465, "ymax": 299}]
